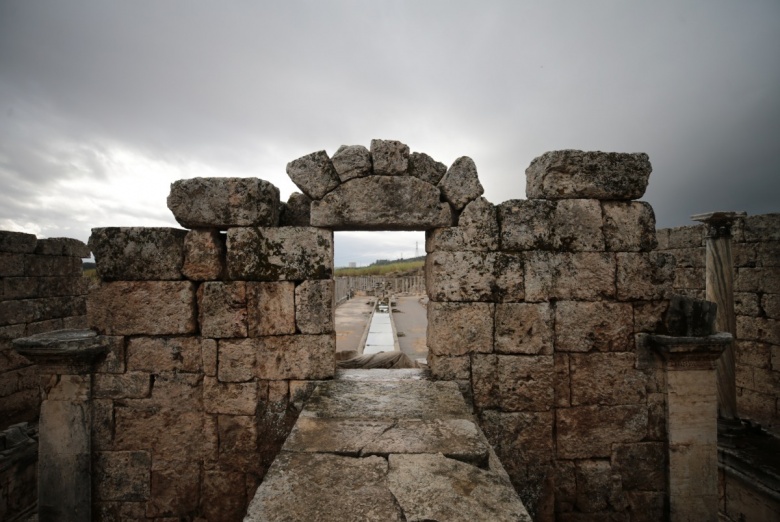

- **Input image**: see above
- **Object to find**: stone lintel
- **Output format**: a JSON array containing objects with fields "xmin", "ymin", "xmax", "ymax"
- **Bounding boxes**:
[
  {"xmin": 646, "ymin": 332, "xmax": 731, "ymax": 370},
  {"xmin": 13, "ymin": 329, "xmax": 108, "ymax": 374}
]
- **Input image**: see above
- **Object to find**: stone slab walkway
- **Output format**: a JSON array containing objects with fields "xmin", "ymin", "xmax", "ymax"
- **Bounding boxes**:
[{"xmin": 244, "ymin": 369, "xmax": 531, "ymax": 521}]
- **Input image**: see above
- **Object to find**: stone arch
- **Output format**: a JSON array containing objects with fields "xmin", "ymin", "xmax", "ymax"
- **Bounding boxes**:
[{"xmin": 283, "ymin": 139, "xmax": 498, "ymax": 368}]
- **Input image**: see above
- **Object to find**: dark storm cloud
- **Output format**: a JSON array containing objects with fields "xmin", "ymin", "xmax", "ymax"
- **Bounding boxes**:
[{"xmin": 0, "ymin": 1, "xmax": 778, "ymax": 251}]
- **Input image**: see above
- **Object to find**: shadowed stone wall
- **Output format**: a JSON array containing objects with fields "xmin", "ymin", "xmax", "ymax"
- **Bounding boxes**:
[
  {"xmin": 0, "ymin": 231, "xmax": 90, "ymax": 429},
  {"xmin": 657, "ymin": 214, "xmax": 780, "ymax": 435},
  {"xmin": 85, "ymin": 141, "xmax": 677, "ymax": 521}
]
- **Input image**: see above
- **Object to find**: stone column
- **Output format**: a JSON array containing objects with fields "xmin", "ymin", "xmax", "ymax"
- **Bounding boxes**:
[
  {"xmin": 646, "ymin": 332, "xmax": 731, "ymax": 522},
  {"xmin": 13, "ymin": 330, "xmax": 108, "ymax": 522},
  {"xmin": 691, "ymin": 211, "xmax": 745, "ymax": 420}
]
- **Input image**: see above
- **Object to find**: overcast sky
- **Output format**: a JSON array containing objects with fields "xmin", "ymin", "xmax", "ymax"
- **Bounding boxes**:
[{"xmin": 1, "ymin": 1, "xmax": 778, "ymax": 267}]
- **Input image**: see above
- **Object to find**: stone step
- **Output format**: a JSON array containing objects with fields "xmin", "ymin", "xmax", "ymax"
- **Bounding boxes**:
[{"xmin": 244, "ymin": 370, "xmax": 531, "ymax": 521}]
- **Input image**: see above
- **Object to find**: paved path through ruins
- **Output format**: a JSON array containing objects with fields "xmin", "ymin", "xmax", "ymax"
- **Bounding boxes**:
[
  {"xmin": 334, "ymin": 297, "xmax": 374, "ymax": 354},
  {"xmin": 244, "ymin": 369, "xmax": 531, "ymax": 521},
  {"xmin": 392, "ymin": 295, "xmax": 428, "ymax": 363}
]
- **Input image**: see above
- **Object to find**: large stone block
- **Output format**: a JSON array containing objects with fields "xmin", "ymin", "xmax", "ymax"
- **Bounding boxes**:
[
  {"xmin": 525, "ymin": 252, "xmax": 615, "ymax": 302},
  {"xmin": 557, "ymin": 404, "xmax": 648, "ymax": 459},
  {"xmin": 146, "ymin": 459, "xmax": 200, "ymax": 518},
  {"xmin": 616, "ymin": 252, "xmax": 675, "ymax": 301},
  {"xmin": 286, "ymin": 150, "xmax": 340, "ymax": 200},
  {"xmin": 611, "ymin": 442, "xmax": 666, "ymax": 492},
  {"xmin": 246, "ymin": 281, "xmax": 295, "ymax": 336},
  {"xmin": 35, "ymin": 237, "xmax": 91, "ymax": 258},
  {"xmin": 439, "ymin": 156, "xmax": 484, "ymax": 211},
  {"xmin": 569, "ymin": 352, "xmax": 648, "ymax": 406},
  {"xmin": 279, "ymin": 192, "xmax": 312, "ymax": 226},
  {"xmin": 168, "ymin": 177, "xmax": 280, "ymax": 228},
  {"xmin": 295, "ymin": 279, "xmax": 334, "ymax": 334},
  {"xmin": 408, "ymin": 151, "xmax": 447, "ymax": 185},
  {"xmin": 735, "ymin": 267, "xmax": 780, "ymax": 293},
  {"xmin": 602, "ymin": 201, "xmax": 657, "ymax": 252},
  {"xmin": 427, "ymin": 302, "xmax": 493, "ymax": 356},
  {"xmin": 668, "ymin": 225, "xmax": 703, "ymax": 249},
  {"xmin": 203, "ymin": 377, "xmax": 258, "ymax": 415},
  {"xmin": 23, "ymin": 254, "xmax": 82, "ymax": 277},
  {"xmin": 88, "ymin": 281, "xmax": 197, "ymax": 335},
  {"xmin": 370, "ymin": 139, "xmax": 409, "ymax": 176},
  {"xmin": 182, "ymin": 229, "xmax": 226, "ymax": 281},
  {"xmin": 472, "ymin": 354, "xmax": 554, "ymax": 411},
  {"xmin": 126, "ymin": 336, "xmax": 209, "ymax": 373},
  {"xmin": 495, "ymin": 303, "xmax": 553, "ymax": 355},
  {"xmin": 573, "ymin": 460, "xmax": 627, "ymax": 513},
  {"xmin": 426, "ymin": 197, "xmax": 498, "ymax": 252},
  {"xmin": 427, "ymin": 355, "xmax": 471, "ymax": 380},
  {"xmin": 115, "ymin": 407, "xmax": 218, "ymax": 460},
  {"xmin": 0, "ymin": 231, "xmax": 37, "ymax": 254},
  {"xmin": 0, "ymin": 253, "xmax": 24, "ymax": 276},
  {"xmin": 93, "ymin": 451, "xmax": 151, "ymax": 501},
  {"xmin": 499, "ymin": 199, "xmax": 606, "ymax": 252},
  {"xmin": 227, "ymin": 227, "xmax": 332, "ymax": 281},
  {"xmin": 198, "ymin": 281, "xmax": 247, "ymax": 338},
  {"xmin": 554, "ymin": 301, "xmax": 633, "ymax": 352},
  {"xmin": 426, "ymin": 251, "xmax": 523, "ymax": 302},
  {"xmin": 331, "ymin": 144, "xmax": 372, "ymax": 182},
  {"xmin": 89, "ymin": 227, "xmax": 187, "ymax": 281},
  {"xmin": 310, "ymin": 176, "xmax": 452, "ymax": 230},
  {"xmin": 525, "ymin": 150, "xmax": 651, "ymax": 200},
  {"xmin": 256, "ymin": 334, "xmax": 335, "ymax": 380}
]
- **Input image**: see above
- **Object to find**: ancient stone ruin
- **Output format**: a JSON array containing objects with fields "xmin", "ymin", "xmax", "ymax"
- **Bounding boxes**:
[{"xmin": 1, "ymin": 138, "xmax": 778, "ymax": 521}]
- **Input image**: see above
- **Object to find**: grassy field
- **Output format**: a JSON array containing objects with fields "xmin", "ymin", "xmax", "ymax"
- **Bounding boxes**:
[{"xmin": 335, "ymin": 258, "xmax": 424, "ymax": 277}]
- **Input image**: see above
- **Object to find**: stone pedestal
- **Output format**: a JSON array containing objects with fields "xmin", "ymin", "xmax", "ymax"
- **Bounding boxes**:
[
  {"xmin": 13, "ymin": 329, "xmax": 108, "ymax": 522},
  {"xmin": 691, "ymin": 211, "xmax": 745, "ymax": 420},
  {"xmin": 647, "ymin": 332, "xmax": 731, "ymax": 522}
]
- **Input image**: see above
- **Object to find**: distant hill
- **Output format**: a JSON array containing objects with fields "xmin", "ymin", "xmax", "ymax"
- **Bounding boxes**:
[{"xmin": 335, "ymin": 256, "xmax": 425, "ymax": 277}]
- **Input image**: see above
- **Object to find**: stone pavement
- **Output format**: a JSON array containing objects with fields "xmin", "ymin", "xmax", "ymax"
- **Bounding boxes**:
[
  {"xmin": 334, "ymin": 297, "xmax": 374, "ymax": 353},
  {"xmin": 244, "ymin": 369, "xmax": 531, "ymax": 521}
]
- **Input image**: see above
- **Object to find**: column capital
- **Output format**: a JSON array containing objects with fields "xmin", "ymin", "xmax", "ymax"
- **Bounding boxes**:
[
  {"xmin": 13, "ymin": 329, "xmax": 108, "ymax": 375},
  {"xmin": 691, "ymin": 211, "xmax": 746, "ymax": 239},
  {"xmin": 645, "ymin": 332, "xmax": 732, "ymax": 370}
]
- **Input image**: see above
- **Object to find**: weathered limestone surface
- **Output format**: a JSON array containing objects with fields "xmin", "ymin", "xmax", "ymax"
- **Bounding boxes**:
[
  {"xmin": 603, "ymin": 201, "xmax": 657, "ymax": 251},
  {"xmin": 427, "ymin": 302, "xmax": 494, "ymax": 356},
  {"xmin": 525, "ymin": 252, "xmax": 616, "ymax": 301},
  {"xmin": 494, "ymin": 303, "xmax": 553, "ymax": 355},
  {"xmin": 331, "ymin": 144, "xmax": 372, "ymax": 182},
  {"xmin": 408, "ymin": 151, "xmax": 447, "ymax": 185},
  {"xmin": 226, "ymin": 227, "xmax": 332, "ymax": 281},
  {"xmin": 388, "ymin": 454, "xmax": 530, "ymax": 522},
  {"xmin": 88, "ymin": 281, "xmax": 197, "ymax": 335},
  {"xmin": 182, "ymin": 229, "xmax": 226, "ymax": 281},
  {"xmin": 286, "ymin": 150, "xmax": 340, "ymax": 200},
  {"xmin": 554, "ymin": 301, "xmax": 633, "ymax": 352},
  {"xmin": 89, "ymin": 227, "xmax": 187, "ymax": 281},
  {"xmin": 198, "ymin": 281, "xmax": 247, "ymax": 338},
  {"xmin": 426, "ymin": 197, "xmax": 499, "ymax": 252},
  {"xmin": 247, "ymin": 373, "xmax": 530, "ymax": 521},
  {"xmin": 0, "ymin": 231, "xmax": 37, "ymax": 253},
  {"xmin": 439, "ymin": 156, "xmax": 484, "ymax": 210},
  {"xmin": 295, "ymin": 279, "xmax": 334, "ymax": 334},
  {"xmin": 526, "ymin": 150, "xmax": 651, "ymax": 200},
  {"xmin": 218, "ymin": 334, "xmax": 336, "ymax": 381},
  {"xmin": 35, "ymin": 237, "xmax": 91, "ymax": 258},
  {"xmin": 246, "ymin": 281, "xmax": 295, "ymax": 336},
  {"xmin": 370, "ymin": 139, "xmax": 409, "ymax": 176},
  {"xmin": 167, "ymin": 177, "xmax": 280, "ymax": 228},
  {"xmin": 426, "ymin": 251, "xmax": 523, "ymax": 302},
  {"xmin": 498, "ymin": 199, "xmax": 604, "ymax": 251},
  {"xmin": 310, "ymin": 176, "xmax": 452, "ymax": 230},
  {"xmin": 279, "ymin": 192, "xmax": 312, "ymax": 226}
]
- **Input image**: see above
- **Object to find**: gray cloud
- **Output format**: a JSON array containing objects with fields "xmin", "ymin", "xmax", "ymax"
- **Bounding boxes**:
[{"xmin": 0, "ymin": 1, "xmax": 778, "ymax": 256}]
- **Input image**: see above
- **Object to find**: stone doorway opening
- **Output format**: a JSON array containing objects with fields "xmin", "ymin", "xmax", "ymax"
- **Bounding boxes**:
[{"xmin": 333, "ymin": 230, "xmax": 428, "ymax": 367}]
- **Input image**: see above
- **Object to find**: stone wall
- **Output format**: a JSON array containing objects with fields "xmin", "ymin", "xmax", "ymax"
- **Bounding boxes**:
[
  {"xmin": 657, "ymin": 214, "xmax": 780, "ymax": 434},
  {"xmin": 425, "ymin": 150, "xmax": 671, "ymax": 521},
  {"xmin": 0, "ymin": 231, "xmax": 90, "ymax": 429},
  {"xmin": 86, "ymin": 142, "xmax": 677, "ymax": 521}
]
